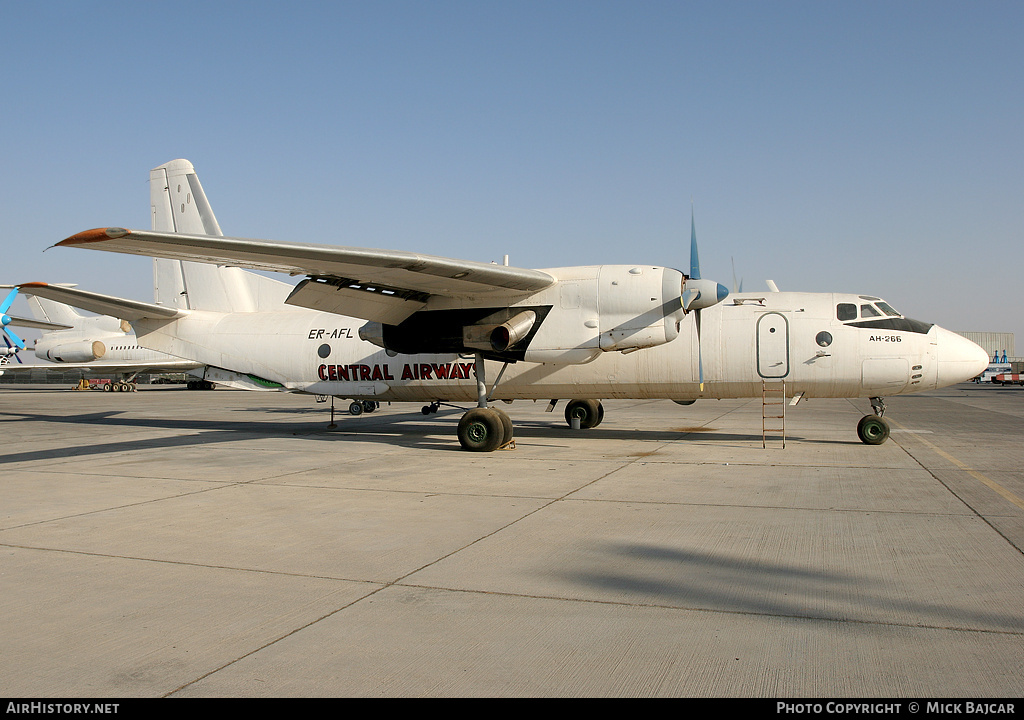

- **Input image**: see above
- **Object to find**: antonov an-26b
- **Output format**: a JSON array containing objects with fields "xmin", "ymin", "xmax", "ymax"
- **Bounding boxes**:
[{"xmin": 21, "ymin": 159, "xmax": 988, "ymax": 451}]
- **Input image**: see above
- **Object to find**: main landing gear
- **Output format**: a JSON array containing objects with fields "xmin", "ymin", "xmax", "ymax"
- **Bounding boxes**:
[
  {"xmin": 348, "ymin": 400, "xmax": 379, "ymax": 416},
  {"xmin": 857, "ymin": 396, "xmax": 890, "ymax": 445},
  {"xmin": 456, "ymin": 353, "xmax": 515, "ymax": 452},
  {"xmin": 563, "ymin": 399, "xmax": 604, "ymax": 429}
]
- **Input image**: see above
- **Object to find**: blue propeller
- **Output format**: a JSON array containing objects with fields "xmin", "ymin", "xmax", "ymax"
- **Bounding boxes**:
[
  {"xmin": 2, "ymin": 332, "xmax": 23, "ymax": 363},
  {"xmin": 681, "ymin": 210, "xmax": 729, "ymax": 391},
  {"xmin": 0, "ymin": 288, "xmax": 26, "ymax": 350}
]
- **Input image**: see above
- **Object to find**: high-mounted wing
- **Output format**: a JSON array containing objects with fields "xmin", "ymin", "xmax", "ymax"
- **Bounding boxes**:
[{"xmin": 57, "ymin": 228, "xmax": 556, "ymax": 324}]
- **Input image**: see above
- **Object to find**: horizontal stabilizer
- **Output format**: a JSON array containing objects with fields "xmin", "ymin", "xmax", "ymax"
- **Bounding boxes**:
[
  {"xmin": 2, "ymin": 314, "xmax": 72, "ymax": 331},
  {"xmin": 18, "ymin": 283, "xmax": 186, "ymax": 322}
]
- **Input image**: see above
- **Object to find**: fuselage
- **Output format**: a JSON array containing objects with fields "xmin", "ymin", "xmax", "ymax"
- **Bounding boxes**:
[
  {"xmin": 34, "ymin": 321, "xmax": 180, "ymax": 365},
  {"xmin": 130, "ymin": 287, "xmax": 989, "ymax": 402}
]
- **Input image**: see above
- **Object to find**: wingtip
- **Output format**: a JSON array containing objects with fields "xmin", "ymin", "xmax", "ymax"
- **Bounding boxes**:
[{"xmin": 56, "ymin": 227, "xmax": 131, "ymax": 247}]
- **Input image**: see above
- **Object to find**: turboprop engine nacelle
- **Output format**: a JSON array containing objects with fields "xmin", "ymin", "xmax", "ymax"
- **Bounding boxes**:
[
  {"xmin": 519, "ymin": 265, "xmax": 701, "ymax": 362},
  {"xmin": 594, "ymin": 266, "xmax": 688, "ymax": 352},
  {"xmin": 45, "ymin": 340, "xmax": 106, "ymax": 363},
  {"xmin": 358, "ymin": 265, "xmax": 726, "ymax": 364}
]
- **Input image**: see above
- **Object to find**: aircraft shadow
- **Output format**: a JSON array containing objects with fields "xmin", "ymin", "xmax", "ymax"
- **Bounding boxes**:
[
  {"xmin": 561, "ymin": 542, "xmax": 1024, "ymax": 632},
  {"xmin": 0, "ymin": 405, "xmax": 855, "ymax": 464}
]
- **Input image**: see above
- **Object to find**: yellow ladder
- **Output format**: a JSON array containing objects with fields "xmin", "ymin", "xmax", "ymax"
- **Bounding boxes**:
[{"xmin": 762, "ymin": 380, "xmax": 786, "ymax": 448}]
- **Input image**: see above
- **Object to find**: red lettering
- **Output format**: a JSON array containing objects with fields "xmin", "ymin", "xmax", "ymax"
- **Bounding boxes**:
[
  {"xmin": 401, "ymin": 364, "xmax": 414, "ymax": 380},
  {"xmin": 359, "ymin": 365, "xmax": 371, "ymax": 381},
  {"xmin": 419, "ymin": 364, "xmax": 433, "ymax": 380},
  {"xmin": 318, "ymin": 364, "xmax": 327, "ymax": 381},
  {"xmin": 384, "ymin": 364, "xmax": 394, "ymax": 380},
  {"xmin": 371, "ymin": 365, "xmax": 383, "ymax": 381},
  {"xmin": 328, "ymin": 365, "xmax": 338, "ymax": 381},
  {"xmin": 432, "ymin": 363, "xmax": 449, "ymax": 379},
  {"xmin": 336, "ymin": 365, "xmax": 350, "ymax": 381}
]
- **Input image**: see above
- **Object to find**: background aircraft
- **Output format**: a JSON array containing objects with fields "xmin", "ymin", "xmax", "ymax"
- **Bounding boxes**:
[
  {"xmin": 0, "ymin": 287, "xmax": 205, "ymax": 390},
  {"xmin": 21, "ymin": 159, "xmax": 988, "ymax": 450}
]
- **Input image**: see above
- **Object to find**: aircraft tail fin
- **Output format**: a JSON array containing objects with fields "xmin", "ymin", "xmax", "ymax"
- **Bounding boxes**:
[
  {"xmin": 26, "ymin": 294, "xmax": 87, "ymax": 327},
  {"xmin": 150, "ymin": 159, "xmax": 292, "ymax": 312}
]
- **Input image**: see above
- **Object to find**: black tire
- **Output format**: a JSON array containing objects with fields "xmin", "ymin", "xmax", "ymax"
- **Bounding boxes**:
[
  {"xmin": 348, "ymin": 401, "xmax": 363, "ymax": 416},
  {"xmin": 564, "ymin": 399, "xmax": 604, "ymax": 429},
  {"xmin": 458, "ymin": 408, "xmax": 504, "ymax": 452},
  {"xmin": 491, "ymin": 407, "xmax": 514, "ymax": 448},
  {"xmin": 857, "ymin": 415, "xmax": 890, "ymax": 445}
]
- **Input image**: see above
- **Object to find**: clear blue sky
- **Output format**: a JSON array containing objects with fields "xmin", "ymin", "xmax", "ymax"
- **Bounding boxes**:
[{"xmin": 2, "ymin": 1, "xmax": 1022, "ymax": 352}]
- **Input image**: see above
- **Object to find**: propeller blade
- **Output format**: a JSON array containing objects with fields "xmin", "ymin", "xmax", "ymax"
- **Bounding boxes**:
[
  {"xmin": 685, "ymin": 207, "xmax": 727, "ymax": 394},
  {"xmin": 1, "ymin": 288, "xmax": 27, "ymax": 349},
  {"xmin": 731, "ymin": 257, "xmax": 744, "ymax": 293},
  {"xmin": 690, "ymin": 211, "xmax": 701, "ymax": 281},
  {"xmin": 3, "ymin": 327, "xmax": 25, "ymax": 349},
  {"xmin": 682, "ymin": 209, "xmax": 729, "ymax": 310},
  {"xmin": 0, "ymin": 288, "xmax": 17, "ymax": 315},
  {"xmin": 695, "ymin": 309, "xmax": 704, "ymax": 391},
  {"xmin": 1, "ymin": 333, "xmax": 22, "ymax": 362}
]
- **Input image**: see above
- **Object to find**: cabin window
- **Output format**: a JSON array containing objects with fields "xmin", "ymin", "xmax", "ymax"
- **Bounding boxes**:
[
  {"xmin": 860, "ymin": 304, "xmax": 881, "ymax": 318},
  {"xmin": 837, "ymin": 303, "xmax": 857, "ymax": 321},
  {"xmin": 876, "ymin": 301, "xmax": 900, "ymax": 317}
]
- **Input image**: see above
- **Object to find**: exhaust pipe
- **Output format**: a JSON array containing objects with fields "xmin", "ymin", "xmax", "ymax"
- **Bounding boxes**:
[{"xmin": 490, "ymin": 310, "xmax": 536, "ymax": 352}]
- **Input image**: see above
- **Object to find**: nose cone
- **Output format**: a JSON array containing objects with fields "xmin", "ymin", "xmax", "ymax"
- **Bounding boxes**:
[{"xmin": 935, "ymin": 327, "xmax": 989, "ymax": 388}]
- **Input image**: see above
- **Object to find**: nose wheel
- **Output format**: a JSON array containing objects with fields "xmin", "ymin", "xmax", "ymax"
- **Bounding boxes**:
[{"xmin": 858, "ymin": 398, "xmax": 890, "ymax": 444}]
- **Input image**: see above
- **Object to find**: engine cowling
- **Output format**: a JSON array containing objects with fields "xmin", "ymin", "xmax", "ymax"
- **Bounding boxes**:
[
  {"xmin": 46, "ymin": 341, "xmax": 106, "ymax": 363},
  {"xmin": 355, "ymin": 265, "xmax": 718, "ymax": 365},
  {"xmin": 595, "ymin": 266, "xmax": 685, "ymax": 352}
]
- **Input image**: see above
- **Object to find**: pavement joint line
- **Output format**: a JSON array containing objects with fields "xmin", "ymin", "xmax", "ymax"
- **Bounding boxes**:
[
  {"xmin": 887, "ymin": 416, "xmax": 1024, "ymax": 513},
  {"xmin": 165, "ymin": 451, "xmax": 662, "ymax": 696}
]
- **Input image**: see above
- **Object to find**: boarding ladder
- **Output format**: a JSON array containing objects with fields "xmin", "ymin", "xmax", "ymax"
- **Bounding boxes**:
[{"xmin": 762, "ymin": 380, "xmax": 786, "ymax": 448}]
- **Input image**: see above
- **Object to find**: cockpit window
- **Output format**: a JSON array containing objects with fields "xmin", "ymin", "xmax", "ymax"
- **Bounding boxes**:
[
  {"xmin": 860, "ymin": 304, "xmax": 881, "ymax": 318},
  {"xmin": 876, "ymin": 301, "xmax": 901, "ymax": 317},
  {"xmin": 837, "ymin": 303, "xmax": 857, "ymax": 321}
]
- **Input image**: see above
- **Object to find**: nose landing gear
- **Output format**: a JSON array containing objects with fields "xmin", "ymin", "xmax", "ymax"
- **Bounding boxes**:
[{"xmin": 857, "ymin": 397, "xmax": 890, "ymax": 444}]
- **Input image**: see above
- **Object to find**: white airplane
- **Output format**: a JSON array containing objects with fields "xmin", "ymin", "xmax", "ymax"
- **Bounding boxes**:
[
  {"xmin": 20, "ymin": 159, "xmax": 989, "ymax": 450},
  {"xmin": 0, "ymin": 288, "xmax": 206, "ymax": 390}
]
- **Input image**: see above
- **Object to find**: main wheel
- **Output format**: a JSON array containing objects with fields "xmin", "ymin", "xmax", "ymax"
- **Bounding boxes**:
[
  {"xmin": 458, "ymin": 408, "xmax": 505, "ymax": 452},
  {"xmin": 490, "ymin": 407, "xmax": 514, "ymax": 448},
  {"xmin": 348, "ymin": 401, "xmax": 363, "ymax": 416},
  {"xmin": 564, "ymin": 399, "xmax": 604, "ymax": 429},
  {"xmin": 857, "ymin": 414, "xmax": 890, "ymax": 445}
]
